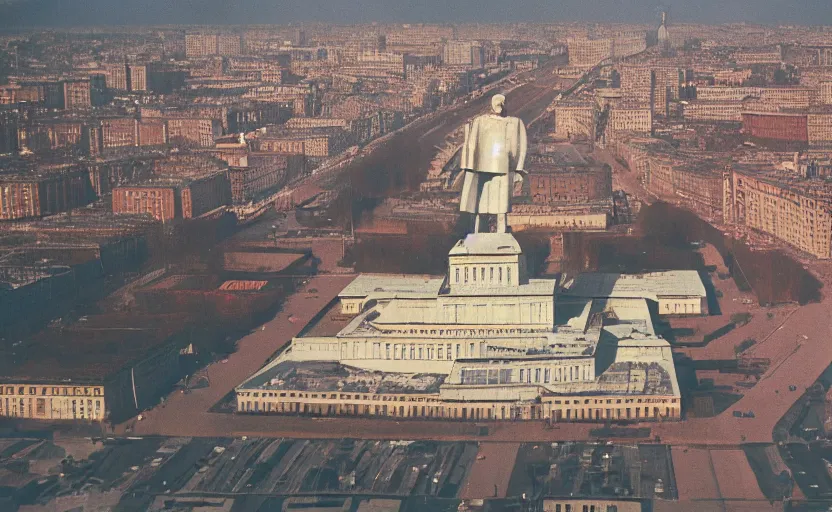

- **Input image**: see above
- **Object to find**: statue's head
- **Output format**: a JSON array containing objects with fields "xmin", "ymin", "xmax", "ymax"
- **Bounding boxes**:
[{"xmin": 491, "ymin": 94, "xmax": 507, "ymax": 116}]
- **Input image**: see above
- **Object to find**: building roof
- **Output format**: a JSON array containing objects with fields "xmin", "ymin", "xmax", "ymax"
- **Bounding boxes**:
[
  {"xmin": 238, "ymin": 361, "xmax": 446, "ymax": 395},
  {"xmin": 562, "ymin": 271, "xmax": 706, "ymax": 301},
  {"xmin": 448, "ymin": 233, "xmax": 522, "ymax": 256},
  {"xmin": 0, "ymin": 314, "xmax": 189, "ymax": 383},
  {"xmin": 337, "ymin": 274, "xmax": 443, "ymax": 298}
]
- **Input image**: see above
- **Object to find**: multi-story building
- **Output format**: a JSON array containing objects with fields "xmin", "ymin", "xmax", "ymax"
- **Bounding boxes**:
[
  {"xmin": 528, "ymin": 163, "xmax": 612, "ymax": 204},
  {"xmin": 185, "ymin": 34, "xmax": 218, "ymax": 58},
  {"xmin": 713, "ymin": 68, "xmax": 752, "ymax": 86},
  {"xmin": 0, "ymin": 168, "xmax": 92, "ymax": 220},
  {"xmin": 100, "ymin": 117, "xmax": 137, "ymax": 149},
  {"xmin": 137, "ymin": 119, "xmax": 167, "ymax": 146},
  {"xmin": 820, "ymin": 82, "xmax": 832, "ymax": 105},
  {"xmin": 555, "ymin": 102, "xmax": 596, "ymax": 139},
  {"xmin": 728, "ymin": 167, "xmax": 832, "ymax": 259},
  {"xmin": 443, "ymin": 40, "xmax": 479, "ymax": 66},
  {"xmin": 166, "ymin": 118, "xmax": 222, "ymax": 148},
  {"xmin": 112, "ymin": 169, "xmax": 231, "ymax": 221},
  {"xmin": 808, "ymin": 113, "xmax": 832, "ymax": 147},
  {"xmin": 568, "ymin": 38, "xmax": 613, "ymax": 68},
  {"xmin": 608, "ymin": 104, "xmax": 652, "ymax": 136},
  {"xmin": 742, "ymin": 111, "xmax": 809, "ymax": 145},
  {"xmin": 0, "ymin": 109, "xmax": 18, "ymax": 153},
  {"xmin": 619, "ymin": 63, "xmax": 681, "ymax": 117},
  {"xmin": 104, "ymin": 63, "xmax": 129, "ymax": 91},
  {"xmin": 228, "ymin": 153, "xmax": 305, "ymax": 204},
  {"xmin": 18, "ymin": 120, "xmax": 86, "ymax": 152},
  {"xmin": 732, "ymin": 47, "xmax": 782, "ymax": 65},
  {"xmin": 217, "ymin": 34, "xmax": 242, "ymax": 56},
  {"xmin": 697, "ymin": 86, "xmax": 814, "ymax": 110},
  {"xmin": 256, "ymin": 127, "xmax": 350, "ymax": 158},
  {"xmin": 129, "ymin": 64, "xmax": 147, "ymax": 92},
  {"xmin": 62, "ymin": 79, "xmax": 92, "ymax": 110},
  {"xmin": 682, "ymin": 101, "xmax": 744, "ymax": 122}
]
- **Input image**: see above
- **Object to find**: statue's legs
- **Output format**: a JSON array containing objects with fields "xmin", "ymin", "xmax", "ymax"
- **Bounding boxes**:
[{"xmin": 496, "ymin": 214, "xmax": 507, "ymax": 234}]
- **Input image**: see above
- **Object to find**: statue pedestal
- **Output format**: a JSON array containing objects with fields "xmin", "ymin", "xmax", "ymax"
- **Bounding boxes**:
[{"xmin": 447, "ymin": 233, "xmax": 528, "ymax": 289}]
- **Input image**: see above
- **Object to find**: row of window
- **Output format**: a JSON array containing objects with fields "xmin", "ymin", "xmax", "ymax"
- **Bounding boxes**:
[
  {"xmin": 239, "ymin": 391, "xmax": 435, "ymax": 403},
  {"xmin": 550, "ymin": 504, "xmax": 619, "ymax": 512},
  {"xmin": 0, "ymin": 397, "xmax": 103, "ymax": 419},
  {"xmin": 0, "ymin": 386, "xmax": 102, "ymax": 397},
  {"xmin": 361, "ymin": 341, "xmax": 484, "ymax": 360},
  {"xmin": 552, "ymin": 397, "xmax": 677, "ymax": 405},
  {"xmin": 460, "ymin": 365, "xmax": 592, "ymax": 385},
  {"xmin": 454, "ymin": 265, "xmax": 512, "ymax": 285}
]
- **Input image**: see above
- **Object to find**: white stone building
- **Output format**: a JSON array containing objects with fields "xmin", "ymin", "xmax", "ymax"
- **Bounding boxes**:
[{"xmin": 236, "ymin": 234, "xmax": 691, "ymax": 422}]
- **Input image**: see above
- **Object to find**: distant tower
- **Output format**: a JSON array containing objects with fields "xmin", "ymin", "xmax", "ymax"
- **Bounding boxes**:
[{"xmin": 657, "ymin": 11, "xmax": 671, "ymax": 48}]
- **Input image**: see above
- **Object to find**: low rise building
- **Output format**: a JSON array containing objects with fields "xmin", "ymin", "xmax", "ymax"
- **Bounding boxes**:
[{"xmin": 0, "ymin": 313, "xmax": 188, "ymax": 422}]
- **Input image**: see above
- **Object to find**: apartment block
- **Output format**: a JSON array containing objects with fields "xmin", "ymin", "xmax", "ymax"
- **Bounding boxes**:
[{"xmin": 729, "ymin": 168, "xmax": 832, "ymax": 259}]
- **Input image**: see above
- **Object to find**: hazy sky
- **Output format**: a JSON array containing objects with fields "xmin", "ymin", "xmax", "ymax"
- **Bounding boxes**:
[{"xmin": 0, "ymin": 0, "xmax": 830, "ymax": 27}]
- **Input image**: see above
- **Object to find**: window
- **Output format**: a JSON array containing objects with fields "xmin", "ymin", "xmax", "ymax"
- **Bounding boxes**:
[
  {"xmin": 455, "ymin": 268, "xmax": 460, "ymax": 283},
  {"xmin": 36, "ymin": 399, "xmax": 45, "ymax": 415},
  {"xmin": 411, "ymin": 346, "xmax": 415, "ymax": 359},
  {"xmin": 481, "ymin": 268, "xmax": 485, "ymax": 281},
  {"xmin": 498, "ymin": 267, "xmax": 502, "ymax": 283},
  {"xmin": 464, "ymin": 267, "xmax": 469, "ymax": 283},
  {"xmin": 418, "ymin": 347, "xmax": 423, "ymax": 359},
  {"xmin": 544, "ymin": 369, "xmax": 550, "ymax": 383},
  {"xmin": 535, "ymin": 368, "xmax": 541, "ymax": 383},
  {"xmin": 447, "ymin": 344, "xmax": 452, "ymax": 360},
  {"xmin": 520, "ymin": 369, "xmax": 525, "ymax": 382},
  {"xmin": 490, "ymin": 267, "xmax": 494, "ymax": 282},
  {"xmin": 385, "ymin": 344, "xmax": 391, "ymax": 359},
  {"xmin": 456, "ymin": 344, "xmax": 461, "ymax": 358},
  {"xmin": 507, "ymin": 267, "xmax": 511, "ymax": 285}
]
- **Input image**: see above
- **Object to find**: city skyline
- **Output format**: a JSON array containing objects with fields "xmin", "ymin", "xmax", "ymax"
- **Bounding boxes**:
[{"xmin": 0, "ymin": 0, "xmax": 831, "ymax": 27}]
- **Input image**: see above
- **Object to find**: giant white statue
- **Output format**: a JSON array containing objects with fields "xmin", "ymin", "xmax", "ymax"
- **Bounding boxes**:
[{"xmin": 459, "ymin": 94, "xmax": 528, "ymax": 233}]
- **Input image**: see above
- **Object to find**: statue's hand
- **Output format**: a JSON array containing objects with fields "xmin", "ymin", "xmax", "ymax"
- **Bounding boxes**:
[{"xmin": 514, "ymin": 170, "xmax": 527, "ymax": 183}]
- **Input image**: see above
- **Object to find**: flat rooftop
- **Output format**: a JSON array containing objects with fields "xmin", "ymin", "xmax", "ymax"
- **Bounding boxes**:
[
  {"xmin": 0, "ymin": 314, "xmax": 189, "ymax": 383},
  {"xmin": 239, "ymin": 361, "xmax": 446, "ymax": 395},
  {"xmin": 562, "ymin": 271, "xmax": 707, "ymax": 301},
  {"xmin": 337, "ymin": 274, "xmax": 443, "ymax": 298}
]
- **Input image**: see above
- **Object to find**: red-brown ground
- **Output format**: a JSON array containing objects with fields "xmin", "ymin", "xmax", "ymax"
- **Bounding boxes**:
[{"xmin": 459, "ymin": 443, "xmax": 519, "ymax": 499}]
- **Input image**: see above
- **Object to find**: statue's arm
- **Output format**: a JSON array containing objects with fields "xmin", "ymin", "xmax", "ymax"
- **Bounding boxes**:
[
  {"xmin": 516, "ymin": 119, "xmax": 528, "ymax": 173},
  {"xmin": 460, "ymin": 119, "xmax": 478, "ymax": 170}
]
